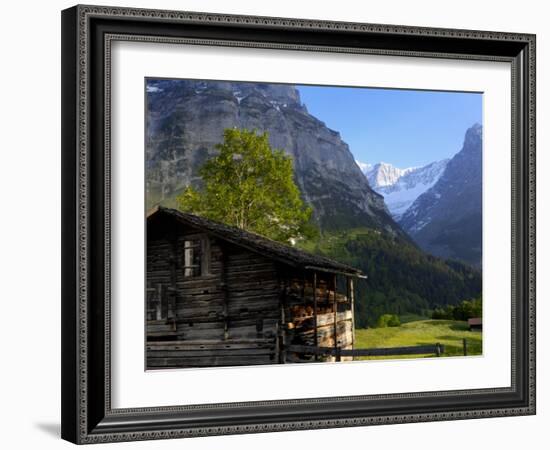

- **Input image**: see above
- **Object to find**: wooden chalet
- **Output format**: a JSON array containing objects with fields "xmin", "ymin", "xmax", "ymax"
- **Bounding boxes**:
[{"xmin": 146, "ymin": 206, "xmax": 364, "ymax": 369}]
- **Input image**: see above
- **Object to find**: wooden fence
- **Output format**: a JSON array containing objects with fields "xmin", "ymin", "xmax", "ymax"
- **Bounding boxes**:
[{"xmin": 286, "ymin": 343, "xmax": 445, "ymax": 361}]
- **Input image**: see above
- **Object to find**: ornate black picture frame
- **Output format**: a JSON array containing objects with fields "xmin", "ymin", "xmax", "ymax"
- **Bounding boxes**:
[{"xmin": 61, "ymin": 4, "xmax": 536, "ymax": 444}]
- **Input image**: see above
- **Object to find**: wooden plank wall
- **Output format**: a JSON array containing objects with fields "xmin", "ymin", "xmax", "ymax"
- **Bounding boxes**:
[
  {"xmin": 146, "ymin": 220, "xmax": 355, "ymax": 368},
  {"xmin": 224, "ymin": 248, "xmax": 280, "ymax": 340},
  {"xmin": 146, "ymin": 238, "xmax": 176, "ymax": 339},
  {"xmin": 146, "ymin": 229, "xmax": 280, "ymax": 369}
]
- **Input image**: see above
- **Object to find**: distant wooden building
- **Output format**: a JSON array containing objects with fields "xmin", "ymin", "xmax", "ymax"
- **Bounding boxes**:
[
  {"xmin": 468, "ymin": 317, "xmax": 482, "ymax": 331},
  {"xmin": 146, "ymin": 206, "xmax": 364, "ymax": 369}
]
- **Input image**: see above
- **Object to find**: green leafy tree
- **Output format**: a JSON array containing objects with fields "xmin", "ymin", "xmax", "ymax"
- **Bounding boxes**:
[
  {"xmin": 177, "ymin": 128, "xmax": 316, "ymax": 243},
  {"xmin": 431, "ymin": 297, "xmax": 482, "ymax": 321},
  {"xmin": 376, "ymin": 314, "xmax": 401, "ymax": 328}
]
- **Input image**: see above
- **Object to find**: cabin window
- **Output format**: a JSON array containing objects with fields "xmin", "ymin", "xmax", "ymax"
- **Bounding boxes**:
[{"xmin": 183, "ymin": 237, "xmax": 210, "ymax": 277}]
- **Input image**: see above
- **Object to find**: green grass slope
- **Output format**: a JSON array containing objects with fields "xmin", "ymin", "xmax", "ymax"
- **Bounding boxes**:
[{"xmin": 354, "ymin": 320, "xmax": 482, "ymax": 360}]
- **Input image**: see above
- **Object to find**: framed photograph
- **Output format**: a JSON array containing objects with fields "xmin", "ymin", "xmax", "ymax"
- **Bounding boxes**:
[{"xmin": 61, "ymin": 4, "xmax": 536, "ymax": 444}]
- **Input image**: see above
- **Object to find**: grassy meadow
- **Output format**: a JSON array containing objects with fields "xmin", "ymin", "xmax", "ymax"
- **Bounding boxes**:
[{"xmin": 354, "ymin": 319, "xmax": 482, "ymax": 360}]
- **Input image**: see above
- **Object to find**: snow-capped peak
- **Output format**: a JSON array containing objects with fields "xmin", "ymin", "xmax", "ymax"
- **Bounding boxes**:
[
  {"xmin": 357, "ymin": 159, "xmax": 449, "ymax": 220},
  {"xmin": 355, "ymin": 160, "xmax": 372, "ymax": 173},
  {"xmin": 358, "ymin": 161, "xmax": 415, "ymax": 189}
]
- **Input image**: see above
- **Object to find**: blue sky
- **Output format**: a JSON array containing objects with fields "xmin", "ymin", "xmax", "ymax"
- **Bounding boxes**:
[{"xmin": 298, "ymin": 85, "xmax": 482, "ymax": 168}]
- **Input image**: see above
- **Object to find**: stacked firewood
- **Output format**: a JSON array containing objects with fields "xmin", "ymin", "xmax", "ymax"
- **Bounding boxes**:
[
  {"xmin": 285, "ymin": 284, "xmax": 347, "ymax": 306},
  {"xmin": 289, "ymin": 304, "xmax": 334, "ymax": 320}
]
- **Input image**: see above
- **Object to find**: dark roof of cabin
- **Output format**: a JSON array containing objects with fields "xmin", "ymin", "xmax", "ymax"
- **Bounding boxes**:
[{"xmin": 148, "ymin": 206, "xmax": 364, "ymax": 277}]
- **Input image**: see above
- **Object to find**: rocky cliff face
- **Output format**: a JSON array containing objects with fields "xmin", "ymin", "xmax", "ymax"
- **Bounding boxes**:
[
  {"xmin": 399, "ymin": 124, "xmax": 482, "ymax": 266},
  {"xmin": 146, "ymin": 79, "xmax": 406, "ymax": 237}
]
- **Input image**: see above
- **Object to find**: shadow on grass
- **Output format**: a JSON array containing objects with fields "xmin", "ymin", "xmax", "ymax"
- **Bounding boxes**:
[
  {"xmin": 419, "ymin": 320, "xmax": 454, "ymax": 327},
  {"xmin": 412, "ymin": 335, "xmax": 465, "ymax": 345},
  {"xmin": 449, "ymin": 322, "xmax": 470, "ymax": 331},
  {"xmin": 417, "ymin": 320, "xmax": 471, "ymax": 332},
  {"xmin": 438, "ymin": 335, "xmax": 471, "ymax": 341}
]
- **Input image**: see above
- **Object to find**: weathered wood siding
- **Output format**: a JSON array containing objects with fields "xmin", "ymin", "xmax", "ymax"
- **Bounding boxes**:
[
  {"xmin": 147, "ymin": 220, "xmax": 280, "ymax": 368},
  {"xmin": 225, "ymin": 249, "xmax": 280, "ymax": 340},
  {"xmin": 146, "ymin": 215, "xmax": 357, "ymax": 368},
  {"xmin": 147, "ymin": 339, "xmax": 277, "ymax": 368},
  {"xmin": 146, "ymin": 237, "xmax": 177, "ymax": 338}
]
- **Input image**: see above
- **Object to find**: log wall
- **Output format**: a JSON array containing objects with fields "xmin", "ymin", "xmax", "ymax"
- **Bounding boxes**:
[
  {"xmin": 146, "ymin": 218, "xmax": 356, "ymax": 368},
  {"xmin": 146, "ymin": 226, "xmax": 281, "ymax": 368}
]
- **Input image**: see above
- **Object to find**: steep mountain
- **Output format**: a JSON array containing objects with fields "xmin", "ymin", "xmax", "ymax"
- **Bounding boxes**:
[
  {"xmin": 146, "ymin": 79, "xmax": 406, "ymax": 237},
  {"xmin": 360, "ymin": 160, "xmax": 449, "ymax": 220},
  {"xmin": 399, "ymin": 124, "xmax": 482, "ymax": 267},
  {"xmin": 147, "ymin": 79, "xmax": 482, "ymax": 325}
]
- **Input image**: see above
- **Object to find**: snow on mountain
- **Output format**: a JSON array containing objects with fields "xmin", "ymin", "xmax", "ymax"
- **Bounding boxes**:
[
  {"xmin": 362, "ymin": 162, "xmax": 413, "ymax": 188},
  {"xmin": 355, "ymin": 161, "xmax": 372, "ymax": 174},
  {"xmin": 356, "ymin": 160, "xmax": 449, "ymax": 220}
]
